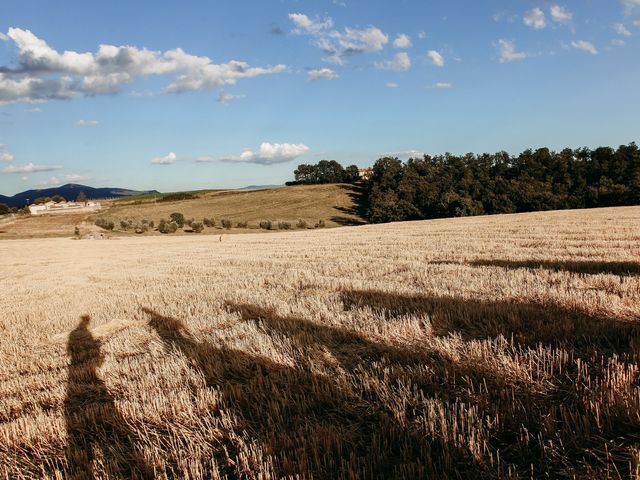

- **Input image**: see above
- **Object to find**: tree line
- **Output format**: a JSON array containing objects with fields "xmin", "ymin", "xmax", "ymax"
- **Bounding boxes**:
[
  {"xmin": 287, "ymin": 160, "xmax": 361, "ymax": 185},
  {"xmin": 364, "ymin": 144, "xmax": 640, "ymax": 223},
  {"xmin": 290, "ymin": 143, "xmax": 640, "ymax": 224}
]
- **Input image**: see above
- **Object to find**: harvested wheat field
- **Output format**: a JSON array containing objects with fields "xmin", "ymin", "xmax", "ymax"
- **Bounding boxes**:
[{"xmin": 1, "ymin": 206, "xmax": 640, "ymax": 479}]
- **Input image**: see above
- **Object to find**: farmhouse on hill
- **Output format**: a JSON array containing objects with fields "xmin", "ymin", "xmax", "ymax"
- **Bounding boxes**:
[{"xmin": 28, "ymin": 200, "xmax": 101, "ymax": 215}]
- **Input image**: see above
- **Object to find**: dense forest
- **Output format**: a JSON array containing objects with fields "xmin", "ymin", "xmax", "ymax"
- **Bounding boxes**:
[{"xmin": 292, "ymin": 143, "xmax": 640, "ymax": 224}]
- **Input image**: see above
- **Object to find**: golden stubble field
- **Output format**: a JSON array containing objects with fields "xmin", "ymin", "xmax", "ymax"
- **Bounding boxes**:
[{"xmin": 1, "ymin": 206, "xmax": 639, "ymax": 479}]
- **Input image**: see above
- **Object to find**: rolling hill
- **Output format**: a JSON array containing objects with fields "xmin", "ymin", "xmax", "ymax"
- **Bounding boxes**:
[{"xmin": 101, "ymin": 183, "xmax": 366, "ymax": 229}]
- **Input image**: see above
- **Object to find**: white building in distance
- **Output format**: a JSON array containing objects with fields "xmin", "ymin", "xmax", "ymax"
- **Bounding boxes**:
[{"xmin": 28, "ymin": 200, "xmax": 101, "ymax": 215}]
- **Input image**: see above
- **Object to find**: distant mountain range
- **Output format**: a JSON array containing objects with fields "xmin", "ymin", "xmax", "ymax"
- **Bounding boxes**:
[{"xmin": 0, "ymin": 184, "xmax": 160, "ymax": 208}]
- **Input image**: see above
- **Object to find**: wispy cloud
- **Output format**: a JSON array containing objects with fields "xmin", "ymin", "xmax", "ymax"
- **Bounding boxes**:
[
  {"xmin": 550, "ymin": 5, "xmax": 572, "ymax": 24},
  {"xmin": 288, "ymin": 13, "xmax": 388, "ymax": 65},
  {"xmin": 497, "ymin": 40, "xmax": 528, "ymax": 63},
  {"xmin": 386, "ymin": 82, "xmax": 399, "ymax": 88},
  {"xmin": 76, "ymin": 119, "xmax": 98, "ymax": 127},
  {"xmin": 35, "ymin": 173, "xmax": 91, "ymax": 187},
  {"xmin": 221, "ymin": 142, "xmax": 310, "ymax": 165},
  {"xmin": 151, "ymin": 152, "xmax": 177, "ymax": 165},
  {"xmin": 426, "ymin": 50, "xmax": 444, "ymax": 67},
  {"xmin": 375, "ymin": 52, "xmax": 411, "ymax": 72},
  {"xmin": 3, "ymin": 162, "xmax": 63, "ymax": 173},
  {"xmin": 0, "ymin": 144, "xmax": 14, "ymax": 162},
  {"xmin": 392, "ymin": 34, "xmax": 412, "ymax": 49},
  {"xmin": 523, "ymin": 8, "xmax": 546, "ymax": 29},
  {"xmin": 614, "ymin": 23, "xmax": 632, "ymax": 36},
  {"xmin": 571, "ymin": 40, "xmax": 598, "ymax": 55},
  {"xmin": 308, "ymin": 68, "xmax": 338, "ymax": 80},
  {"xmin": 431, "ymin": 82, "xmax": 452, "ymax": 89},
  {"xmin": 218, "ymin": 91, "xmax": 246, "ymax": 104}
]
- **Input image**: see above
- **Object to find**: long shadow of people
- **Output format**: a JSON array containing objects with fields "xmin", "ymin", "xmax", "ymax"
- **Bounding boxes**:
[
  {"xmin": 468, "ymin": 258, "xmax": 640, "ymax": 277},
  {"xmin": 142, "ymin": 307, "xmax": 482, "ymax": 479},
  {"xmin": 64, "ymin": 316, "xmax": 152, "ymax": 479},
  {"xmin": 340, "ymin": 289, "xmax": 640, "ymax": 356}
]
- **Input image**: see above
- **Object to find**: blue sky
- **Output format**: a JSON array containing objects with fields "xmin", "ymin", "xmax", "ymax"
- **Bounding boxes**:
[{"xmin": 0, "ymin": 0, "xmax": 638, "ymax": 195}]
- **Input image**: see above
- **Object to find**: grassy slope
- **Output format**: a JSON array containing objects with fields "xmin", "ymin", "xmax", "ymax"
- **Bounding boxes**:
[
  {"xmin": 0, "ymin": 184, "xmax": 365, "ymax": 239},
  {"xmin": 100, "ymin": 183, "xmax": 365, "ymax": 229}
]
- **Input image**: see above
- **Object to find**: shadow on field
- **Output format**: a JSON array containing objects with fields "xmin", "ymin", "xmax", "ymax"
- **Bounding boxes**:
[
  {"xmin": 468, "ymin": 258, "xmax": 640, "ymax": 277},
  {"xmin": 143, "ymin": 306, "xmax": 484, "ymax": 479},
  {"xmin": 340, "ymin": 289, "xmax": 640, "ymax": 355},
  {"xmin": 141, "ymin": 300, "xmax": 640, "ymax": 478},
  {"xmin": 64, "ymin": 316, "xmax": 152, "ymax": 479},
  {"xmin": 332, "ymin": 183, "xmax": 368, "ymax": 226}
]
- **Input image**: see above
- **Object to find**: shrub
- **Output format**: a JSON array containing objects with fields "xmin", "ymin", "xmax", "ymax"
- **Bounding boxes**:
[
  {"xmin": 221, "ymin": 219, "xmax": 232, "ymax": 230},
  {"xmin": 158, "ymin": 192, "xmax": 197, "ymax": 202},
  {"xmin": 74, "ymin": 227, "xmax": 80, "ymax": 236},
  {"xmin": 203, "ymin": 217, "xmax": 215, "ymax": 227},
  {"xmin": 296, "ymin": 219, "xmax": 308, "ymax": 229},
  {"xmin": 191, "ymin": 222, "xmax": 204, "ymax": 233},
  {"xmin": 259, "ymin": 220, "xmax": 272, "ymax": 230},
  {"xmin": 134, "ymin": 224, "xmax": 148, "ymax": 234},
  {"xmin": 236, "ymin": 221, "xmax": 248, "ymax": 228},
  {"xmin": 169, "ymin": 212, "xmax": 185, "ymax": 228},
  {"xmin": 278, "ymin": 221, "xmax": 291, "ymax": 230},
  {"xmin": 148, "ymin": 220, "xmax": 155, "ymax": 229},
  {"xmin": 185, "ymin": 218, "xmax": 194, "ymax": 227},
  {"xmin": 120, "ymin": 220, "xmax": 129, "ymax": 231},
  {"xmin": 95, "ymin": 218, "xmax": 114, "ymax": 231},
  {"xmin": 158, "ymin": 219, "xmax": 178, "ymax": 234},
  {"xmin": 315, "ymin": 219, "xmax": 326, "ymax": 228},
  {"xmin": 0, "ymin": 203, "xmax": 9, "ymax": 216}
]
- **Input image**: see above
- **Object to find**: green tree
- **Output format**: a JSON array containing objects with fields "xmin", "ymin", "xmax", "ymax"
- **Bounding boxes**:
[
  {"xmin": 51, "ymin": 194, "xmax": 66, "ymax": 203},
  {"xmin": 169, "ymin": 212, "xmax": 185, "ymax": 228},
  {"xmin": 76, "ymin": 191, "xmax": 87, "ymax": 204}
]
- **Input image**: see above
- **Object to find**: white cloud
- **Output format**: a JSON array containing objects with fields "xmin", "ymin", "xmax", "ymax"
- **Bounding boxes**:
[
  {"xmin": 497, "ymin": 40, "xmax": 528, "ymax": 63},
  {"xmin": 614, "ymin": 23, "xmax": 632, "ymax": 36},
  {"xmin": 35, "ymin": 173, "xmax": 91, "ymax": 187},
  {"xmin": 21, "ymin": 176, "xmax": 27, "ymax": 181},
  {"xmin": 382, "ymin": 149, "xmax": 425, "ymax": 160},
  {"xmin": 550, "ymin": 5, "xmax": 573, "ymax": 24},
  {"xmin": 76, "ymin": 119, "xmax": 98, "ymax": 127},
  {"xmin": 0, "ymin": 32, "xmax": 8, "ymax": 41},
  {"xmin": 288, "ymin": 13, "xmax": 388, "ymax": 64},
  {"xmin": 0, "ymin": 144, "xmax": 14, "ymax": 161},
  {"xmin": 151, "ymin": 152, "xmax": 177, "ymax": 165},
  {"xmin": 426, "ymin": 50, "xmax": 444, "ymax": 67},
  {"xmin": 571, "ymin": 40, "xmax": 598, "ymax": 54},
  {"xmin": 375, "ymin": 52, "xmax": 411, "ymax": 71},
  {"xmin": 524, "ymin": 8, "xmax": 547, "ymax": 29},
  {"xmin": 432, "ymin": 82, "xmax": 452, "ymax": 89},
  {"xmin": 218, "ymin": 91, "xmax": 245, "ymax": 104},
  {"xmin": 635, "ymin": 19, "xmax": 640, "ymax": 27},
  {"xmin": 386, "ymin": 82, "xmax": 399, "ymax": 88},
  {"xmin": 612, "ymin": 39, "xmax": 626, "ymax": 46},
  {"xmin": 308, "ymin": 68, "xmax": 338, "ymax": 80},
  {"xmin": 2, "ymin": 162, "xmax": 62, "ymax": 173},
  {"xmin": 26, "ymin": 107, "xmax": 42, "ymax": 113},
  {"xmin": 622, "ymin": 0, "xmax": 640, "ymax": 14},
  {"xmin": 0, "ymin": 27, "xmax": 286, "ymax": 104},
  {"xmin": 418, "ymin": 31, "xmax": 427, "ymax": 40},
  {"xmin": 222, "ymin": 142, "xmax": 310, "ymax": 165},
  {"xmin": 194, "ymin": 156, "xmax": 214, "ymax": 163},
  {"xmin": 393, "ymin": 34, "xmax": 412, "ymax": 49},
  {"xmin": 64, "ymin": 173, "xmax": 91, "ymax": 182},
  {"xmin": 288, "ymin": 13, "xmax": 333, "ymax": 34}
]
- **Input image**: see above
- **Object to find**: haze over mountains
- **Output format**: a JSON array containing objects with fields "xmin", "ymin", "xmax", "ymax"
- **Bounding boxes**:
[{"xmin": 0, "ymin": 184, "xmax": 160, "ymax": 208}]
